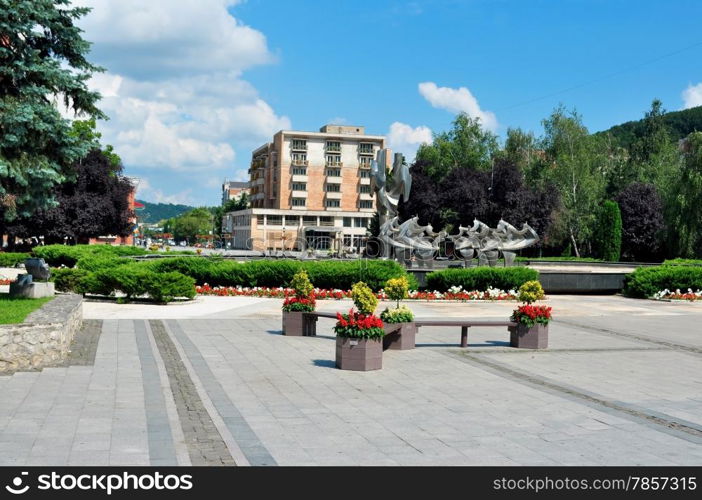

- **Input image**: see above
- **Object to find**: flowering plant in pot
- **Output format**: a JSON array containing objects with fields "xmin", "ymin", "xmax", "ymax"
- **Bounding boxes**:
[
  {"xmin": 509, "ymin": 280, "xmax": 550, "ymax": 348},
  {"xmin": 334, "ymin": 281, "xmax": 384, "ymax": 371},
  {"xmin": 281, "ymin": 270, "xmax": 316, "ymax": 336},
  {"xmin": 380, "ymin": 276, "xmax": 417, "ymax": 350}
]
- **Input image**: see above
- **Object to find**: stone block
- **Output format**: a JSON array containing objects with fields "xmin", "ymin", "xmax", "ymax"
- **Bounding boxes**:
[{"xmin": 9, "ymin": 281, "xmax": 55, "ymax": 299}]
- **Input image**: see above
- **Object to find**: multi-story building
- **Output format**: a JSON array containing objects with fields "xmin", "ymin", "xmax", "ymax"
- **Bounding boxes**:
[
  {"xmin": 221, "ymin": 180, "xmax": 250, "ymax": 205},
  {"xmin": 223, "ymin": 124, "xmax": 387, "ymax": 251}
]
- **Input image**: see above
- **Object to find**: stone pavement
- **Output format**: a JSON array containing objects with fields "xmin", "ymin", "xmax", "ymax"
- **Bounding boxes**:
[{"xmin": 1, "ymin": 295, "xmax": 701, "ymax": 466}]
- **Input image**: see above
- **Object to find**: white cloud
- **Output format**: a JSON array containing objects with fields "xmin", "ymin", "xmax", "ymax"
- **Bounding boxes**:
[
  {"xmin": 418, "ymin": 81, "xmax": 498, "ymax": 131},
  {"xmin": 149, "ymin": 189, "xmax": 195, "ymax": 205},
  {"xmin": 682, "ymin": 82, "xmax": 702, "ymax": 109},
  {"xmin": 72, "ymin": 0, "xmax": 290, "ymax": 204},
  {"xmin": 387, "ymin": 122, "xmax": 433, "ymax": 162}
]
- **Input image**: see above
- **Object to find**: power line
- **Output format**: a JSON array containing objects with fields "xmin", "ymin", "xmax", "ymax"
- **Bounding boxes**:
[{"xmin": 496, "ymin": 40, "xmax": 702, "ymax": 111}]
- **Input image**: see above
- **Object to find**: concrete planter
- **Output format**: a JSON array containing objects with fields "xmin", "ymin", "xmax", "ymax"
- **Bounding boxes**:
[
  {"xmin": 382, "ymin": 322, "xmax": 416, "ymax": 350},
  {"xmin": 282, "ymin": 311, "xmax": 316, "ymax": 336},
  {"xmin": 510, "ymin": 323, "xmax": 548, "ymax": 349},
  {"xmin": 335, "ymin": 337, "xmax": 382, "ymax": 371}
]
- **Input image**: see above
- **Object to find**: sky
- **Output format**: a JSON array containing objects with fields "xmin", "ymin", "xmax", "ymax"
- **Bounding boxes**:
[{"xmin": 73, "ymin": 0, "xmax": 702, "ymax": 207}]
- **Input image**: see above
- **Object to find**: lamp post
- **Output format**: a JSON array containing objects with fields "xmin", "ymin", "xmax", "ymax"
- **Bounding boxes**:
[{"xmin": 281, "ymin": 226, "xmax": 287, "ymax": 254}]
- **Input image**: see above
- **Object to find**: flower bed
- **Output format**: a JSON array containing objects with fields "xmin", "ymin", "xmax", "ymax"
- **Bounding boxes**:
[
  {"xmin": 0, "ymin": 279, "xmax": 15, "ymax": 286},
  {"xmin": 652, "ymin": 289, "xmax": 702, "ymax": 301},
  {"xmin": 195, "ymin": 284, "xmax": 519, "ymax": 301}
]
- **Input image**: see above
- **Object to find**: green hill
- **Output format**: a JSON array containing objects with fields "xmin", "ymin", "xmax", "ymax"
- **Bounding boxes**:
[
  {"xmin": 136, "ymin": 200, "xmax": 195, "ymax": 223},
  {"xmin": 601, "ymin": 105, "xmax": 702, "ymax": 149}
]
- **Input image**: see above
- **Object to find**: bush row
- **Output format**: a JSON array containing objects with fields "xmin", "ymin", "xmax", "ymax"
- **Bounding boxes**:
[
  {"xmin": 663, "ymin": 258, "xmax": 702, "ymax": 267},
  {"xmin": 144, "ymin": 258, "xmax": 417, "ymax": 291},
  {"xmin": 622, "ymin": 266, "xmax": 702, "ymax": 298},
  {"xmin": 34, "ymin": 244, "xmax": 149, "ymax": 267},
  {"xmin": 51, "ymin": 265, "xmax": 195, "ymax": 303},
  {"xmin": 426, "ymin": 267, "xmax": 539, "ymax": 292},
  {"xmin": 0, "ymin": 252, "xmax": 30, "ymax": 267}
]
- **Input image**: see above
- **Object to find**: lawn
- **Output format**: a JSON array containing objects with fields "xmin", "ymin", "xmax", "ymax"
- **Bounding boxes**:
[{"xmin": 0, "ymin": 295, "xmax": 54, "ymax": 324}]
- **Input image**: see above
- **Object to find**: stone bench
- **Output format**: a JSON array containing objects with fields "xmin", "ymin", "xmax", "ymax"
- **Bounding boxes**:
[{"xmin": 414, "ymin": 319, "xmax": 518, "ymax": 348}]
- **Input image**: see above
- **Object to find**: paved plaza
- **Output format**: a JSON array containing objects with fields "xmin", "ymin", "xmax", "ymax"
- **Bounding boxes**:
[{"xmin": 1, "ymin": 295, "xmax": 701, "ymax": 466}]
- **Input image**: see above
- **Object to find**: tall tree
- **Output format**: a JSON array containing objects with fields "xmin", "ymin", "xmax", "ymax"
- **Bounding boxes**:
[
  {"xmin": 0, "ymin": 0, "xmax": 104, "ymax": 228},
  {"xmin": 173, "ymin": 208, "xmax": 213, "ymax": 244},
  {"xmin": 415, "ymin": 113, "xmax": 498, "ymax": 182},
  {"xmin": 540, "ymin": 106, "xmax": 605, "ymax": 257},
  {"xmin": 669, "ymin": 132, "xmax": 702, "ymax": 258},
  {"xmin": 614, "ymin": 183, "xmax": 664, "ymax": 261}
]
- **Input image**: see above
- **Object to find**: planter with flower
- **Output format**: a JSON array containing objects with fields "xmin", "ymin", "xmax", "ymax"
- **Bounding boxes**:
[
  {"xmin": 509, "ymin": 280, "xmax": 550, "ymax": 348},
  {"xmin": 379, "ymin": 276, "xmax": 417, "ymax": 350},
  {"xmin": 282, "ymin": 270, "xmax": 317, "ymax": 336},
  {"xmin": 334, "ymin": 281, "xmax": 385, "ymax": 371}
]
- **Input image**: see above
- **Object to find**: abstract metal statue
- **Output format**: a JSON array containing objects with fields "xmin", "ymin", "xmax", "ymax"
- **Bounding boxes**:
[{"xmin": 372, "ymin": 148, "xmax": 539, "ymax": 266}]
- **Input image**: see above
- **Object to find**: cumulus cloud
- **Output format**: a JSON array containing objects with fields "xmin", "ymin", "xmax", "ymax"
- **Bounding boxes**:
[
  {"xmin": 418, "ymin": 82, "xmax": 498, "ymax": 131},
  {"xmin": 682, "ymin": 82, "xmax": 702, "ymax": 109},
  {"xmin": 387, "ymin": 122, "xmax": 433, "ymax": 162},
  {"xmin": 73, "ymin": 0, "xmax": 290, "ymax": 204}
]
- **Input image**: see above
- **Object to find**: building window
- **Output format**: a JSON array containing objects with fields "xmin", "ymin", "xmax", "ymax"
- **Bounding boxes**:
[
  {"xmin": 292, "ymin": 139, "xmax": 307, "ymax": 151},
  {"xmin": 325, "ymin": 199, "xmax": 340, "ymax": 208},
  {"xmin": 292, "ymin": 182, "xmax": 306, "ymax": 191},
  {"xmin": 325, "ymin": 168, "xmax": 341, "ymax": 177},
  {"xmin": 326, "ymin": 154, "xmax": 342, "ymax": 166},
  {"xmin": 286, "ymin": 215, "xmax": 299, "ymax": 225},
  {"xmin": 359, "ymin": 143, "xmax": 374, "ymax": 155},
  {"xmin": 343, "ymin": 217, "xmax": 352, "ymax": 227},
  {"xmin": 326, "ymin": 141, "xmax": 341, "ymax": 152},
  {"xmin": 292, "ymin": 167, "xmax": 307, "ymax": 176},
  {"xmin": 292, "ymin": 198, "xmax": 306, "ymax": 207},
  {"xmin": 359, "ymin": 156, "xmax": 372, "ymax": 167},
  {"xmin": 360, "ymin": 169, "xmax": 371, "ymax": 178},
  {"xmin": 319, "ymin": 216, "xmax": 333, "ymax": 225},
  {"xmin": 268, "ymin": 215, "xmax": 283, "ymax": 225},
  {"xmin": 359, "ymin": 200, "xmax": 373, "ymax": 209},
  {"xmin": 303, "ymin": 216, "xmax": 317, "ymax": 225},
  {"xmin": 354, "ymin": 217, "xmax": 368, "ymax": 228},
  {"xmin": 325, "ymin": 184, "xmax": 341, "ymax": 192},
  {"xmin": 256, "ymin": 215, "xmax": 265, "ymax": 225},
  {"xmin": 359, "ymin": 185, "xmax": 371, "ymax": 194}
]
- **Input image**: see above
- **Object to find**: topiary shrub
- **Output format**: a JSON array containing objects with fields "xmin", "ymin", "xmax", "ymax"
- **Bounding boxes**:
[
  {"xmin": 384, "ymin": 276, "xmax": 409, "ymax": 308},
  {"xmin": 50, "ymin": 268, "xmax": 91, "ymax": 292},
  {"xmin": 426, "ymin": 267, "xmax": 539, "ymax": 292},
  {"xmin": 594, "ymin": 200, "xmax": 622, "ymax": 262},
  {"xmin": 518, "ymin": 280, "xmax": 545, "ymax": 304},
  {"xmin": 351, "ymin": 281, "xmax": 378, "ymax": 315},
  {"xmin": 144, "ymin": 272, "xmax": 196, "ymax": 303},
  {"xmin": 289, "ymin": 270, "xmax": 314, "ymax": 298}
]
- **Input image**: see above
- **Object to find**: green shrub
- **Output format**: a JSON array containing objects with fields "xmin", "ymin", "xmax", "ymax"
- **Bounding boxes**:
[
  {"xmin": 82, "ymin": 264, "xmax": 195, "ymax": 302},
  {"xmin": 76, "ymin": 256, "xmax": 133, "ymax": 272},
  {"xmin": 623, "ymin": 266, "xmax": 702, "ymax": 298},
  {"xmin": 289, "ymin": 270, "xmax": 313, "ymax": 298},
  {"xmin": 351, "ymin": 281, "xmax": 377, "ymax": 314},
  {"xmin": 50, "ymin": 268, "xmax": 91, "ymax": 292},
  {"xmin": 518, "ymin": 280, "xmax": 545, "ymax": 304},
  {"xmin": 0, "ymin": 252, "xmax": 29, "ymax": 267},
  {"xmin": 594, "ymin": 200, "xmax": 622, "ymax": 261},
  {"xmin": 33, "ymin": 244, "xmax": 148, "ymax": 267},
  {"xmin": 146, "ymin": 257, "xmax": 254, "ymax": 287},
  {"xmin": 663, "ymin": 259, "xmax": 702, "ymax": 266},
  {"xmin": 384, "ymin": 276, "xmax": 409, "ymax": 307},
  {"xmin": 144, "ymin": 272, "xmax": 196, "ymax": 303},
  {"xmin": 426, "ymin": 267, "xmax": 539, "ymax": 292}
]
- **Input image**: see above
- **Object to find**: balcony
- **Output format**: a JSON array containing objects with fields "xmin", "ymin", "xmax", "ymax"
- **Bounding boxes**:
[
  {"xmin": 325, "ymin": 191, "xmax": 342, "ymax": 200},
  {"xmin": 325, "ymin": 175, "xmax": 342, "ymax": 184},
  {"xmin": 252, "ymin": 177, "xmax": 265, "ymax": 186},
  {"xmin": 291, "ymin": 159, "xmax": 308, "ymax": 166},
  {"xmin": 291, "ymin": 190, "xmax": 308, "ymax": 198},
  {"xmin": 326, "ymin": 144, "xmax": 341, "ymax": 153},
  {"xmin": 359, "ymin": 192, "xmax": 374, "ymax": 200},
  {"xmin": 250, "ymin": 159, "xmax": 265, "ymax": 169},
  {"xmin": 291, "ymin": 142, "xmax": 307, "ymax": 152},
  {"xmin": 358, "ymin": 146, "xmax": 374, "ymax": 155},
  {"xmin": 325, "ymin": 160, "xmax": 343, "ymax": 168},
  {"xmin": 291, "ymin": 174, "xmax": 308, "ymax": 183},
  {"xmin": 359, "ymin": 177, "xmax": 371, "ymax": 185},
  {"xmin": 359, "ymin": 162, "xmax": 371, "ymax": 169},
  {"xmin": 250, "ymin": 193, "xmax": 264, "ymax": 201}
]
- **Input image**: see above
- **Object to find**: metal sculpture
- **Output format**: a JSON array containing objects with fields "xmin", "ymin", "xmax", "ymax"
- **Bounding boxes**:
[
  {"xmin": 24, "ymin": 258, "xmax": 51, "ymax": 281},
  {"xmin": 371, "ymin": 148, "xmax": 540, "ymax": 266}
]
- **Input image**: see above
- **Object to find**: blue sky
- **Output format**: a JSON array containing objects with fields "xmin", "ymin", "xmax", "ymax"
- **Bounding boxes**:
[{"xmin": 75, "ymin": 0, "xmax": 702, "ymax": 206}]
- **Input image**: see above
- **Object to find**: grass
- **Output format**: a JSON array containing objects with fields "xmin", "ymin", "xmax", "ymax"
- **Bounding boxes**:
[{"xmin": 0, "ymin": 296, "xmax": 54, "ymax": 324}]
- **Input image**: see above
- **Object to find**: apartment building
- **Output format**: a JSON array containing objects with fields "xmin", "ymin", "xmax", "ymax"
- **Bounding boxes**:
[
  {"xmin": 221, "ymin": 180, "xmax": 250, "ymax": 205},
  {"xmin": 223, "ymin": 124, "xmax": 387, "ymax": 251}
]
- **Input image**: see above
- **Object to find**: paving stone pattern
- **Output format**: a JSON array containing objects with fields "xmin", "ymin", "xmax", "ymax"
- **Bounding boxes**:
[{"xmin": 0, "ymin": 295, "xmax": 701, "ymax": 466}]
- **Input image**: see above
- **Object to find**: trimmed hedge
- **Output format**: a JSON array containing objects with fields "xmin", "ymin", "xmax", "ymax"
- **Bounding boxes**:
[
  {"xmin": 79, "ymin": 265, "xmax": 196, "ymax": 303},
  {"xmin": 623, "ymin": 266, "xmax": 702, "ymax": 298},
  {"xmin": 663, "ymin": 259, "xmax": 702, "ymax": 267},
  {"xmin": 144, "ymin": 258, "xmax": 415, "ymax": 291},
  {"xmin": 0, "ymin": 252, "xmax": 29, "ymax": 267},
  {"xmin": 76, "ymin": 256, "xmax": 135, "ymax": 272},
  {"xmin": 33, "ymin": 244, "xmax": 148, "ymax": 267},
  {"xmin": 51, "ymin": 268, "xmax": 91, "ymax": 292},
  {"xmin": 426, "ymin": 267, "xmax": 540, "ymax": 292}
]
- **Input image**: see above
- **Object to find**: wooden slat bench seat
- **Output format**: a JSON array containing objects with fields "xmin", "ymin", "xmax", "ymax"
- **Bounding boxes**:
[{"xmin": 414, "ymin": 319, "xmax": 517, "ymax": 347}]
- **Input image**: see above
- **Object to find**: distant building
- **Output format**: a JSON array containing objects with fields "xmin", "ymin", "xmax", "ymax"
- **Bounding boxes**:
[
  {"xmin": 221, "ymin": 181, "xmax": 250, "ymax": 205},
  {"xmin": 223, "ymin": 124, "xmax": 387, "ymax": 251}
]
